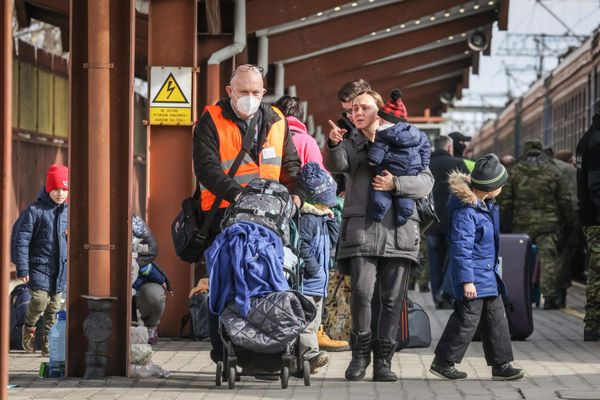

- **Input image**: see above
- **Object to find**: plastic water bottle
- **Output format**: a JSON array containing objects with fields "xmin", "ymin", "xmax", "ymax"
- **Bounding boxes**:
[{"xmin": 49, "ymin": 310, "xmax": 66, "ymax": 378}]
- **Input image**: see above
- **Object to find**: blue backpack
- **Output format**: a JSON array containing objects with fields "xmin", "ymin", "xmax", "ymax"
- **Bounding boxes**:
[{"xmin": 9, "ymin": 283, "xmax": 44, "ymax": 350}]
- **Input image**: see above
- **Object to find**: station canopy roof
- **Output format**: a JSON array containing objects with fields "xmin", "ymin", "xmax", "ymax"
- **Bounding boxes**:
[{"xmin": 15, "ymin": 0, "xmax": 509, "ymax": 121}]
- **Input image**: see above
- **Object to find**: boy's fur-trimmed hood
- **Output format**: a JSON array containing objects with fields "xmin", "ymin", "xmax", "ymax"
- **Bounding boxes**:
[{"xmin": 448, "ymin": 170, "xmax": 478, "ymax": 206}]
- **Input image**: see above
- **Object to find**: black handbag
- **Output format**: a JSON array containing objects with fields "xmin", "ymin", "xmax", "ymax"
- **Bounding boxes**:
[
  {"xmin": 416, "ymin": 192, "xmax": 439, "ymax": 235},
  {"xmin": 171, "ymin": 113, "xmax": 259, "ymax": 263}
]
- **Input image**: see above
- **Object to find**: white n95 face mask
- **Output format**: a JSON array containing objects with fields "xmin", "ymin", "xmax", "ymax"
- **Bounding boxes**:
[{"xmin": 236, "ymin": 95, "xmax": 261, "ymax": 116}]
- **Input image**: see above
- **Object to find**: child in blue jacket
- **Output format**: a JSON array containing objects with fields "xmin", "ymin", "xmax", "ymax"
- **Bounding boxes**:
[
  {"xmin": 11, "ymin": 164, "xmax": 68, "ymax": 355},
  {"xmin": 430, "ymin": 154, "xmax": 524, "ymax": 381},
  {"xmin": 299, "ymin": 162, "xmax": 340, "ymax": 374},
  {"xmin": 367, "ymin": 89, "xmax": 430, "ymax": 225}
]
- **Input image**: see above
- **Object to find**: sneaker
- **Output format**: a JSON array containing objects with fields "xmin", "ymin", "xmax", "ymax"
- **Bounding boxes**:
[
  {"xmin": 429, "ymin": 358, "xmax": 467, "ymax": 380},
  {"xmin": 21, "ymin": 325, "xmax": 36, "ymax": 353},
  {"xmin": 492, "ymin": 363, "xmax": 524, "ymax": 380},
  {"xmin": 317, "ymin": 326, "xmax": 350, "ymax": 352},
  {"xmin": 308, "ymin": 351, "xmax": 329, "ymax": 374},
  {"xmin": 584, "ymin": 329, "xmax": 600, "ymax": 342},
  {"xmin": 147, "ymin": 327, "xmax": 158, "ymax": 345}
]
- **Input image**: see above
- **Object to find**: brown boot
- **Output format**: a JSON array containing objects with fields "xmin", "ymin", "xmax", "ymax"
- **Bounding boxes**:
[
  {"xmin": 22, "ymin": 325, "xmax": 36, "ymax": 353},
  {"xmin": 41, "ymin": 336, "xmax": 49, "ymax": 357},
  {"xmin": 317, "ymin": 325, "xmax": 350, "ymax": 352}
]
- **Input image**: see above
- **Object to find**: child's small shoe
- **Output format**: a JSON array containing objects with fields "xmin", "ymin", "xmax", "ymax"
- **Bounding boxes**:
[
  {"xmin": 429, "ymin": 357, "xmax": 467, "ymax": 380},
  {"xmin": 491, "ymin": 363, "xmax": 524, "ymax": 380}
]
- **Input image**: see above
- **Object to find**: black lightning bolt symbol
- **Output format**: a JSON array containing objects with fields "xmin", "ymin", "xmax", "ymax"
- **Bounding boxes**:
[{"xmin": 166, "ymin": 80, "xmax": 175, "ymax": 99}]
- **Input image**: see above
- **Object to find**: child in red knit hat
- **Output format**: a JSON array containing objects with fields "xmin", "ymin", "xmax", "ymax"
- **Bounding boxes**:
[{"xmin": 10, "ymin": 164, "xmax": 69, "ymax": 355}]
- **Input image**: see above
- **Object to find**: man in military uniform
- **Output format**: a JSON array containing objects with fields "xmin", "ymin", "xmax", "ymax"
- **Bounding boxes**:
[
  {"xmin": 499, "ymin": 140, "xmax": 574, "ymax": 309},
  {"xmin": 576, "ymin": 112, "xmax": 600, "ymax": 341}
]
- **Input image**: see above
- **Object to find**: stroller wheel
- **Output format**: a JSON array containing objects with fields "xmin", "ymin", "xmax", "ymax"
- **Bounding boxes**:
[
  {"xmin": 281, "ymin": 365, "xmax": 289, "ymax": 389},
  {"xmin": 228, "ymin": 366, "xmax": 236, "ymax": 389},
  {"xmin": 303, "ymin": 360, "xmax": 311, "ymax": 386},
  {"xmin": 216, "ymin": 361, "xmax": 223, "ymax": 386}
]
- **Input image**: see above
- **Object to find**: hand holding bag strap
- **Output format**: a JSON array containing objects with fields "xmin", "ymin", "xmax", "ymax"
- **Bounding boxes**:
[{"xmin": 198, "ymin": 111, "xmax": 260, "ymax": 240}]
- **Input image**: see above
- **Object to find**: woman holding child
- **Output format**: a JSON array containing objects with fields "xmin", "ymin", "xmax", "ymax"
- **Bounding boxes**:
[{"xmin": 324, "ymin": 90, "xmax": 434, "ymax": 382}]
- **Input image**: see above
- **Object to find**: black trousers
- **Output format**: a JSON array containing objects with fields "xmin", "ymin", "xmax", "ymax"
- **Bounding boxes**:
[
  {"xmin": 349, "ymin": 256, "xmax": 410, "ymax": 341},
  {"xmin": 434, "ymin": 295, "xmax": 514, "ymax": 366}
]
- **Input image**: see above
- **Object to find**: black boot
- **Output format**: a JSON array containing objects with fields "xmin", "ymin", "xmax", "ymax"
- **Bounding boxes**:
[
  {"xmin": 373, "ymin": 338, "xmax": 398, "ymax": 381},
  {"xmin": 345, "ymin": 331, "xmax": 372, "ymax": 381}
]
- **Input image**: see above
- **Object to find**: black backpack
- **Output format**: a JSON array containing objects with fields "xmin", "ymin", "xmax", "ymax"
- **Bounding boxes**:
[
  {"xmin": 180, "ymin": 293, "xmax": 210, "ymax": 340},
  {"xmin": 221, "ymin": 178, "xmax": 296, "ymax": 244},
  {"xmin": 10, "ymin": 283, "xmax": 44, "ymax": 350}
]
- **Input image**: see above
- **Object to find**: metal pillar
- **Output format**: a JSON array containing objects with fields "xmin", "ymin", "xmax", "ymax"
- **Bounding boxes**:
[
  {"xmin": 148, "ymin": 0, "xmax": 197, "ymax": 337},
  {"xmin": 68, "ymin": 0, "xmax": 135, "ymax": 377},
  {"xmin": 1, "ymin": 0, "xmax": 13, "ymax": 397},
  {"xmin": 87, "ymin": 0, "xmax": 111, "ymax": 297}
]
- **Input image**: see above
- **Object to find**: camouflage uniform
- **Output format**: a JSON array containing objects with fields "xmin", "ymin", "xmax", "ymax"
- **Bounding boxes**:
[
  {"xmin": 498, "ymin": 141, "xmax": 574, "ymax": 304},
  {"xmin": 576, "ymin": 113, "xmax": 600, "ymax": 338},
  {"xmin": 583, "ymin": 227, "xmax": 600, "ymax": 331}
]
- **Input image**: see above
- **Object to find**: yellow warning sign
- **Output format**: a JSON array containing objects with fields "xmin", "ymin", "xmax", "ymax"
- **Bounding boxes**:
[
  {"xmin": 152, "ymin": 73, "xmax": 189, "ymax": 104},
  {"xmin": 149, "ymin": 66, "xmax": 193, "ymax": 126},
  {"xmin": 149, "ymin": 107, "xmax": 192, "ymax": 125}
]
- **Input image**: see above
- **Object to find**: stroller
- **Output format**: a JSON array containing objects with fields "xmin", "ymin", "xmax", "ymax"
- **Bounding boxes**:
[{"xmin": 213, "ymin": 179, "xmax": 316, "ymax": 389}]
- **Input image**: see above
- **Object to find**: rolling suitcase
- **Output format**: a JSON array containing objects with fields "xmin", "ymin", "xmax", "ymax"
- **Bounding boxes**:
[{"xmin": 499, "ymin": 233, "xmax": 534, "ymax": 340}]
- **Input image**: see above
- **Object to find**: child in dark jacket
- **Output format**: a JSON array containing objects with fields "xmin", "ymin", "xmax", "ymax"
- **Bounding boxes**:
[
  {"xmin": 299, "ymin": 162, "xmax": 340, "ymax": 374},
  {"xmin": 11, "ymin": 164, "xmax": 69, "ymax": 355},
  {"xmin": 430, "ymin": 154, "xmax": 524, "ymax": 381},
  {"xmin": 367, "ymin": 89, "xmax": 431, "ymax": 225}
]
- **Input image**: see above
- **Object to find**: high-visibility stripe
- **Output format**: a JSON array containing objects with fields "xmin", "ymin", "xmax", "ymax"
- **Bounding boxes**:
[
  {"xmin": 199, "ymin": 105, "xmax": 286, "ymax": 210},
  {"xmin": 260, "ymin": 156, "xmax": 282, "ymax": 166},
  {"xmin": 220, "ymin": 153, "xmax": 255, "ymax": 171}
]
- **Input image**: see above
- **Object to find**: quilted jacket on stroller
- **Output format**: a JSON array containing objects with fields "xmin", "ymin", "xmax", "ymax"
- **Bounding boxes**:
[{"xmin": 220, "ymin": 291, "xmax": 316, "ymax": 354}]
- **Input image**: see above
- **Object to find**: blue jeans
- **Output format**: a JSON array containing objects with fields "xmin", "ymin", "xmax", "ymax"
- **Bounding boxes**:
[{"xmin": 427, "ymin": 234, "xmax": 452, "ymax": 302}]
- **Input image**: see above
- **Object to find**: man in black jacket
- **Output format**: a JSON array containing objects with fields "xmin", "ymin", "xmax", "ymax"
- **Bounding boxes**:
[
  {"xmin": 192, "ymin": 64, "xmax": 304, "ymax": 366},
  {"xmin": 576, "ymin": 112, "xmax": 600, "ymax": 341},
  {"xmin": 427, "ymin": 135, "xmax": 469, "ymax": 307}
]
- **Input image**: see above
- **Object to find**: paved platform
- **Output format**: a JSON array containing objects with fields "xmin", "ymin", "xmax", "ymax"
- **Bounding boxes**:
[{"xmin": 7, "ymin": 285, "xmax": 600, "ymax": 400}]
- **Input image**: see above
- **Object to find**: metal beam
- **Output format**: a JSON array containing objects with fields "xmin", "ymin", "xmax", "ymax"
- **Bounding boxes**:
[
  {"xmin": 292, "ymin": 40, "xmax": 470, "ymax": 92},
  {"xmin": 285, "ymin": 10, "xmax": 497, "ymax": 81},
  {"xmin": 148, "ymin": 0, "xmax": 197, "ymax": 337},
  {"xmin": 255, "ymin": 0, "xmax": 402, "ymax": 37},
  {"xmin": 247, "ymin": 0, "xmax": 348, "ymax": 33},
  {"xmin": 1, "ymin": 0, "xmax": 13, "ymax": 396},
  {"xmin": 268, "ymin": 0, "xmax": 465, "ymax": 62}
]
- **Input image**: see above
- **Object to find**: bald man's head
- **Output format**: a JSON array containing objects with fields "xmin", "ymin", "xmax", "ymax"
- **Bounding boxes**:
[{"xmin": 226, "ymin": 65, "xmax": 266, "ymax": 118}]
